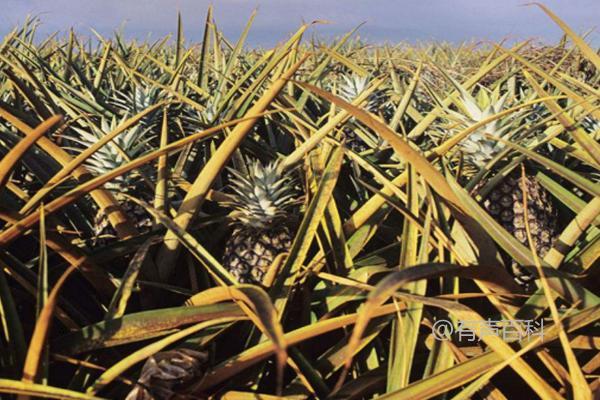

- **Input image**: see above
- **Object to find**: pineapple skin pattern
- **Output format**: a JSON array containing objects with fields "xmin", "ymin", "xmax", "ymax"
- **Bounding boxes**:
[
  {"xmin": 222, "ymin": 160, "xmax": 300, "ymax": 284},
  {"xmin": 481, "ymin": 169, "xmax": 557, "ymax": 288},
  {"xmin": 443, "ymin": 88, "xmax": 558, "ymax": 290},
  {"xmin": 224, "ymin": 225, "xmax": 293, "ymax": 284}
]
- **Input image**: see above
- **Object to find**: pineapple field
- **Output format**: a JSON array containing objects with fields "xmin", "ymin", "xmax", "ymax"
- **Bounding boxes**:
[{"xmin": 0, "ymin": 4, "xmax": 599, "ymax": 399}]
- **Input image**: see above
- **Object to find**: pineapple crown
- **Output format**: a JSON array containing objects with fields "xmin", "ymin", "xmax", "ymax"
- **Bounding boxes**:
[
  {"xmin": 336, "ymin": 74, "xmax": 387, "ymax": 113},
  {"xmin": 112, "ymin": 84, "xmax": 163, "ymax": 127},
  {"xmin": 70, "ymin": 115, "xmax": 154, "ymax": 190},
  {"xmin": 457, "ymin": 89, "xmax": 512, "ymax": 136},
  {"xmin": 224, "ymin": 160, "xmax": 300, "ymax": 230},
  {"xmin": 338, "ymin": 74, "xmax": 370, "ymax": 101},
  {"xmin": 444, "ymin": 87, "xmax": 527, "ymax": 169},
  {"xmin": 582, "ymin": 116, "xmax": 599, "ymax": 140},
  {"xmin": 181, "ymin": 99, "xmax": 219, "ymax": 131}
]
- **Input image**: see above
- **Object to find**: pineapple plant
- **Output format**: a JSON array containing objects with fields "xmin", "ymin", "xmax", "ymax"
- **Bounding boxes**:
[
  {"xmin": 69, "ymin": 115, "xmax": 156, "ymax": 238},
  {"xmin": 221, "ymin": 159, "xmax": 301, "ymax": 284},
  {"xmin": 111, "ymin": 83, "xmax": 164, "ymax": 129},
  {"xmin": 70, "ymin": 115, "xmax": 155, "ymax": 191},
  {"xmin": 411, "ymin": 65, "xmax": 443, "ymax": 114},
  {"xmin": 581, "ymin": 115, "xmax": 600, "ymax": 141},
  {"xmin": 337, "ymin": 74, "xmax": 389, "ymax": 115},
  {"xmin": 1, "ymin": 8, "xmax": 599, "ymax": 400},
  {"xmin": 179, "ymin": 95, "xmax": 221, "ymax": 133},
  {"xmin": 442, "ymin": 86, "xmax": 558, "ymax": 290},
  {"xmin": 336, "ymin": 73, "xmax": 390, "ymax": 152}
]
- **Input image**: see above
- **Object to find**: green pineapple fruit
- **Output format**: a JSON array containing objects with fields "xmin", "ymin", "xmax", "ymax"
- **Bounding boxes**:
[
  {"xmin": 222, "ymin": 160, "xmax": 300, "ymax": 284},
  {"xmin": 445, "ymin": 87, "xmax": 558, "ymax": 290}
]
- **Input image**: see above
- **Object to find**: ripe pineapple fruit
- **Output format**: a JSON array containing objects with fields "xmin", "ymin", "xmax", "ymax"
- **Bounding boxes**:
[
  {"xmin": 222, "ymin": 160, "xmax": 300, "ymax": 284},
  {"xmin": 444, "ymin": 87, "xmax": 558, "ymax": 290}
]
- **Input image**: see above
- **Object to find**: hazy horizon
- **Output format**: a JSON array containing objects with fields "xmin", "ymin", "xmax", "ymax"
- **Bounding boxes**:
[{"xmin": 2, "ymin": 1, "xmax": 599, "ymax": 47}]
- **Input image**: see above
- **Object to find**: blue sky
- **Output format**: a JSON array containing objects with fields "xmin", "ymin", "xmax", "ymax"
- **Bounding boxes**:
[{"xmin": 2, "ymin": 0, "xmax": 599, "ymax": 46}]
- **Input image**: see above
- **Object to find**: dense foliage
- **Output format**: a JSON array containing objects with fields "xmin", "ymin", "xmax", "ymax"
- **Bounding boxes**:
[{"xmin": 0, "ymin": 4, "xmax": 598, "ymax": 399}]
